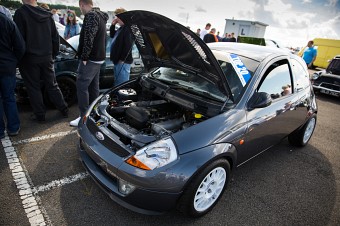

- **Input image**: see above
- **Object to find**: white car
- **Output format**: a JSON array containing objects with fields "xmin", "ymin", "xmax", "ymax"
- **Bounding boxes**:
[{"xmin": 55, "ymin": 21, "xmax": 65, "ymax": 37}]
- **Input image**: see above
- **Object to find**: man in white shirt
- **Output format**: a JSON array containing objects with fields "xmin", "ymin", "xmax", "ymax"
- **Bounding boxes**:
[{"xmin": 199, "ymin": 23, "xmax": 211, "ymax": 40}]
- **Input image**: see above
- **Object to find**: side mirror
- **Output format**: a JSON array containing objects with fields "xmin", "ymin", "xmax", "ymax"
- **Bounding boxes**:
[{"xmin": 248, "ymin": 92, "xmax": 272, "ymax": 109}]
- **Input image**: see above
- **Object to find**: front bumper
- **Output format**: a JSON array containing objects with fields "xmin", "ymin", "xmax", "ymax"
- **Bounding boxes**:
[
  {"xmin": 79, "ymin": 144, "xmax": 181, "ymax": 214},
  {"xmin": 313, "ymin": 83, "xmax": 340, "ymax": 97}
]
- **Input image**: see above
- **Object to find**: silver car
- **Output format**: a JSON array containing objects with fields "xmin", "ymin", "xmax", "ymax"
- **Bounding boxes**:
[{"xmin": 77, "ymin": 11, "xmax": 317, "ymax": 217}]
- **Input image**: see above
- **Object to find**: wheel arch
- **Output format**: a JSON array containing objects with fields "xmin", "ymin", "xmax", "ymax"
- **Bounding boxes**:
[{"xmin": 179, "ymin": 142, "xmax": 237, "ymax": 193}]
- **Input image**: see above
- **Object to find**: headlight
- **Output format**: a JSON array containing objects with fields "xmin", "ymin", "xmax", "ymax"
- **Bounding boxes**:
[
  {"xmin": 126, "ymin": 138, "xmax": 178, "ymax": 170},
  {"xmin": 312, "ymin": 72, "xmax": 321, "ymax": 80}
]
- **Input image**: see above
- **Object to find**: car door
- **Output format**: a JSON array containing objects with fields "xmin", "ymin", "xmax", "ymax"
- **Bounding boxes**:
[{"xmin": 237, "ymin": 58, "xmax": 307, "ymax": 164}]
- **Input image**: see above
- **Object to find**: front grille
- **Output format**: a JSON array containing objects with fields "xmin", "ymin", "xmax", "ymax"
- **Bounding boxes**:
[
  {"xmin": 87, "ymin": 118, "xmax": 130, "ymax": 157},
  {"xmin": 320, "ymin": 82, "xmax": 340, "ymax": 91}
]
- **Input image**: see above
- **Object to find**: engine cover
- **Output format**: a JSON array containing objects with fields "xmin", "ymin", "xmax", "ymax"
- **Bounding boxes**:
[{"xmin": 125, "ymin": 106, "xmax": 150, "ymax": 129}]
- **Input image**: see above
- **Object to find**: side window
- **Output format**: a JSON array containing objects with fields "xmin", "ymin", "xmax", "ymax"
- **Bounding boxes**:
[
  {"xmin": 258, "ymin": 60, "xmax": 292, "ymax": 99},
  {"xmin": 291, "ymin": 58, "xmax": 310, "ymax": 91}
]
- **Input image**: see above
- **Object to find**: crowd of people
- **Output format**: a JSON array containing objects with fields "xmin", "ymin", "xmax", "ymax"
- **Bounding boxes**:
[
  {"xmin": 0, "ymin": 0, "xmax": 134, "ymax": 138},
  {"xmin": 196, "ymin": 22, "xmax": 317, "ymax": 67},
  {"xmin": 197, "ymin": 22, "xmax": 237, "ymax": 43}
]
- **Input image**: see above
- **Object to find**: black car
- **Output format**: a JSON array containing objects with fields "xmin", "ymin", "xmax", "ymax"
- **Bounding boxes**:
[
  {"xmin": 77, "ymin": 11, "xmax": 318, "ymax": 217},
  {"xmin": 15, "ymin": 35, "xmax": 144, "ymax": 106},
  {"xmin": 312, "ymin": 55, "xmax": 340, "ymax": 97}
]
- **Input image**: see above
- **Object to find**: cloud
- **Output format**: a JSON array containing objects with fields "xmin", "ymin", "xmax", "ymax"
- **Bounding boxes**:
[
  {"xmin": 195, "ymin": 6, "xmax": 207, "ymax": 12},
  {"xmin": 309, "ymin": 14, "xmax": 340, "ymax": 39}
]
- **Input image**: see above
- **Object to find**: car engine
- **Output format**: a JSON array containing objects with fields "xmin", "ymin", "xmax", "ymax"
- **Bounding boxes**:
[
  {"xmin": 106, "ymin": 88, "xmax": 203, "ymax": 137},
  {"xmin": 89, "ymin": 84, "xmax": 207, "ymax": 150}
]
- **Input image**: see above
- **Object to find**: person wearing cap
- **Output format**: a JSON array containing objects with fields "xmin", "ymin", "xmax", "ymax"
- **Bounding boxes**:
[{"xmin": 109, "ymin": 7, "xmax": 134, "ymax": 87}]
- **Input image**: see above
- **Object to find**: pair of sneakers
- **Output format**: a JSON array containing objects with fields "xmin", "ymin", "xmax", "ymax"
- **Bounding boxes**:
[{"xmin": 0, "ymin": 128, "xmax": 20, "ymax": 139}]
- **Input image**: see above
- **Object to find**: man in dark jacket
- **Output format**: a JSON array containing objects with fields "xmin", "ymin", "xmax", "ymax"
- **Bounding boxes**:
[
  {"xmin": 203, "ymin": 28, "xmax": 219, "ymax": 43},
  {"xmin": 0, "ymin": 12, "xmax": 25, "ymax": 139},
  {"xmin": 109, "ymin": 8, "xmax": 134, "ymax": 86},
  {"xmin": 13, "ymin": 0, "xmax": 68, "ymax": 122},
  {"xmin": 69, "ymin": 0, "xmax": 108, "ymax": 126}
]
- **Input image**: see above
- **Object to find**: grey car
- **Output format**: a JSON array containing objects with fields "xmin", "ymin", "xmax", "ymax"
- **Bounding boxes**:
[{"xmin": 77, "ymin": 11, "xmax": 317, "ymax": 217}]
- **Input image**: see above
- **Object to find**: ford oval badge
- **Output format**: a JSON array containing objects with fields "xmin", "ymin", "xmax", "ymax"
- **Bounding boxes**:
[{"xmin": 95, "ymin": 132, "xmax": 105, "ymax": 141}]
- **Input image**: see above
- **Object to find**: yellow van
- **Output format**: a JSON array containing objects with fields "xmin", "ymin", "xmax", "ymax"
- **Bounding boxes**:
[{"xmin": 299, "ymin": 38, "xmax": 340, "ymax": 68}]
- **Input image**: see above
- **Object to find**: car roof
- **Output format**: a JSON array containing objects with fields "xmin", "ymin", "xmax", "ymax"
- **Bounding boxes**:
[{"xmin": 207, "ymin": 42, "xmax": 289, "ymax": 62}]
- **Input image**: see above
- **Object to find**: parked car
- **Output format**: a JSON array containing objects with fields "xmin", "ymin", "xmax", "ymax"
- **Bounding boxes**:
[
  {"xmin": 311, "ymin": 55, "xmax": 340, "ymax": 97},
  {"xmin": 78, "ymin": 11, "xmax": 317, "ymax": 217},
  {"xmin": 15, "ymin": 34, "xmax": 144, "ymax": 106},
  {"xmin": 55, "ymin": 21, "xmax": 65, "ymax": 38}
]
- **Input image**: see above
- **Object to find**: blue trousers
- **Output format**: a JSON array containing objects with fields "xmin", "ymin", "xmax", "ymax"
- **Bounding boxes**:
[
  {"xmin": 114, "ymin": 63, "xmax": 131, "ymax": 87},
  {"xmin": 0, "ymin": 75, "xmax": 20, "ymax": 136}
]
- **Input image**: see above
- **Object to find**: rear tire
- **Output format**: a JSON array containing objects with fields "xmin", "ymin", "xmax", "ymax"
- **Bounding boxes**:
[
  {"xmin": 44, "ymin": 76, "xmax": 77, "ymax": 107},
  {"xmin": 177, "ymin": 159, "xmax": 230, "ymax": 217},
  {"xmin": 288, "ymin": 115, "xmax": 316, "ymax": 147}
]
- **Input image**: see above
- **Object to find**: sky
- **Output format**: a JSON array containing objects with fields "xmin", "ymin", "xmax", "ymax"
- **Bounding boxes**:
[{"xmin": 45, "ymin": 0, "xmax": 340, "ymax": 47}]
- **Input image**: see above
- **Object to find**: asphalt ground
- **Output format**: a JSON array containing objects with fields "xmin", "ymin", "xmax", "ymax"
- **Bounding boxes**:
[{"xmin": 1, "ymin": 90, "xmax": 340, "ymax": 226}]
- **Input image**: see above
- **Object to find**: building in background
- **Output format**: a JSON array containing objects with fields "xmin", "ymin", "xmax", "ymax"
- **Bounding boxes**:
[{"xmin": 224, "ymin": 19, "xmax": 268, "ymax": 40}]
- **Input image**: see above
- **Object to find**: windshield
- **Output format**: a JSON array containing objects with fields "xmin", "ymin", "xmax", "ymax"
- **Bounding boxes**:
[
  {"xmin": 150, "ymin": 68, "xmax": 229, "ymax": 102},
  {"xmin": 327, "ymin": 58, "xmax": 340, "ymax": 75}
]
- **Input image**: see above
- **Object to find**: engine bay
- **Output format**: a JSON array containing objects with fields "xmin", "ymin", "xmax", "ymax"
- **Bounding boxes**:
[{"xmin": 89, "ymin": 80, "xmax": 212, "ymax": 150}]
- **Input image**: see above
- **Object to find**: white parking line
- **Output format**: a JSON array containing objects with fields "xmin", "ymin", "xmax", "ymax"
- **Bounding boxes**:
[
  {"xmin": 1, "ymin": 128, "xmax": 90, "ymax": 225},
  {"xmin": 1, "ymin": 135, "xmax": 49, "ymax": 226},
  {"xmin": 12, "ymin": 130, "xmax": 77, "ymax": 145},
  {"xmin": 35, "ymin": 172, "xmax": 89, "ymax": 193}
]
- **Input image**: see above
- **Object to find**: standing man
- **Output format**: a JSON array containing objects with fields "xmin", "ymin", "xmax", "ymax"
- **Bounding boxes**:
[
  {"xmin": 195, "ymin": 28, "xmax": 201, "ymax": 36},
  {"xmin": 110, "ymin": 7, "xmax": 134, "ymax": 87},
  {"xmin": 14, "ymin": 0, "xmax": 68, "ymax": 122},
  {"xmin": 0, "ymin": 12, "xmax": 25, "ymax": 139},
  {"xmin": 200, "ymin": 23, "xmax": 211, "ymax": 40},
  {"xmin": 69, "ymin": 0, "xmax": 108, "ymax": 127},
  {"xmin": 302, "ymin": 40, "xmax": 317, "ymax": 69},
  {"xmin": 203, "ymin": 28, "xmax": 218, "ymax": 43},
  {"xmin": 229, "ymin": 32, "xmax": 237, "ymax": 42}
]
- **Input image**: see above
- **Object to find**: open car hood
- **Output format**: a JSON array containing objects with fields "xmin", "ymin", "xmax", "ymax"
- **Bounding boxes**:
[
  {"xmin": 117, "ymin": 10, "xmax": 232, "ymax": 99},
  {"xmin": 59, "ymin": 35, "xmax": 77, "ymax": 54}
]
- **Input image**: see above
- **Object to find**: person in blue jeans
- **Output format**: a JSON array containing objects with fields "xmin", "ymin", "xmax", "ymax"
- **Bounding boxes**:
[
  {"xmin": 0, "ymin": 12, "xmax": 25, "ymax": 139},
  {"xmin": 109, "ymin": 8, "xmax": 134, "ymax": 86},
  {"xmin": 302, "ymin": 40, "xmax": 317, "ymax": 69}
]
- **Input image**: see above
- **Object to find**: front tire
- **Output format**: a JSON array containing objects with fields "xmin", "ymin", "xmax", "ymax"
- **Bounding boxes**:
[
  {"xmin": 288, "ymin": 115, "xmax": 316, "ymax": 147},
  {"xmin": 177, "ymin": 159, "xmax": 230, "ymax": 217}
]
